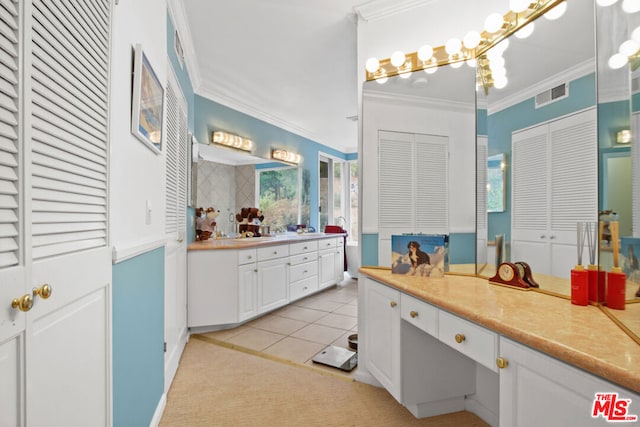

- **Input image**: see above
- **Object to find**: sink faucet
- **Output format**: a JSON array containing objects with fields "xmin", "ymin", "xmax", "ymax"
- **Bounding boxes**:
[{"xmin": 335, "ymin": 216, "xmax": 346, "ymax": 229}]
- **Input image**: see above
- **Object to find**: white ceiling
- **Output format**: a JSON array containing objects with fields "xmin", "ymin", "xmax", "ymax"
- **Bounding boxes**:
[{"xmin": 174, "ymin": 0, "xmax": 595, "ymax": 159}]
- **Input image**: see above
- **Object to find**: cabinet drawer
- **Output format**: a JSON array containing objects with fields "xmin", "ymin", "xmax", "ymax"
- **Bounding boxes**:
[
  {"xmin": 290, "ymin": 261, "xmax": 318, "ymax": 283},
  {"xmin": 290, "ymin": 240, "xmax": 318, "ymax": 256},
  {"xmin": 290, "ymin": 251, "xmax": 318, "ymax": 266},
  {"xmin": 400, "ymin": 293, "xmax": 438, "ymax": 337},
  {"xmin": 438, "ymin": 310, "xmax": 499, "ymax": 372},
  {"xmin": 290, "ymin": 276, "xmax": 318, "ymax": 301},
  {"xmin": 257, "ymin": 244, "xmax": 289, "ymax": 261},
  {"xmin": 319, "ymin": 238, "xmax": 337, "ymax": 250},
  {"xmin": 238, "ymin": 249, "xmax": 257, "ymax": 265}
]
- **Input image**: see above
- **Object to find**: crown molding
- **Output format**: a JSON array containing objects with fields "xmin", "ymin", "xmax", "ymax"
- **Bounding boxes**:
[
  {"xmin": 487, "ymin": 58, "xmax": 595, "ymax": 115},
  {"xmin": 363, "ymin": 89, "xmax": 475, "ymax": 114},
  {"xmin": 197, "ymin": 81, "xmax": 324, "ymax": 146},
  {"xmin": 354, "ymin": 0, "xmax": 439, "ymax": 22},
  {"xmin": 167, "ymin": 0, "xmax": 202, "ymax": 91}
]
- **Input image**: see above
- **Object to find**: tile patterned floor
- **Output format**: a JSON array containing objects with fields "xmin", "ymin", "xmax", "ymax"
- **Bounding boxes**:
[{"xmin": 201, "ymin": 274, "xmax": 358, "ymax": 376}]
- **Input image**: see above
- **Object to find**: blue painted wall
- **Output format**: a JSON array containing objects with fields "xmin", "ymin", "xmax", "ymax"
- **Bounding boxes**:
[
  {"xmin": 112, "ymin": 247, "xmax": 165, "ymax": 427},
  {"xmin": 486, "ymin": 73, "xmax": 596, "ymax": 244}
]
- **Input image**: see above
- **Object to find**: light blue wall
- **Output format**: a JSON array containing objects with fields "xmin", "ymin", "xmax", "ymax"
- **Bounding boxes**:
[
  {"xmin": 112, "ymin": 247, "xmax": 165, "ymax": 427},
  {"xmin": 193, "ymin": 95, "xmax": 356, "ymax": 230},
  {"xmin": 487, "ymin": 73, "xmax": 596, "ymax": 243}
]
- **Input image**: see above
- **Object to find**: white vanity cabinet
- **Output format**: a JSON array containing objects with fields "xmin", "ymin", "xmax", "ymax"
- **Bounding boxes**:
[
  {"xmin": 498, "ymin": 337, "xmax": 640, "ymax": 427},
  {"xmin": 318, "ymin": 237, "xmax": 339, "ymax": 289},
  {"xmin": 362, "ymin": 277, "xmax": 402, "ymax": 402},
  {"xmin": 238, "ymin": 249, "xmax": 258, "ymax": 321},
  {"xmin": 256, "ymin": 245, "xmax": 290, "ymax": 314},
  {"xmin": 289, "ymin": 241, "xmax": 318, "ymax": 301}
]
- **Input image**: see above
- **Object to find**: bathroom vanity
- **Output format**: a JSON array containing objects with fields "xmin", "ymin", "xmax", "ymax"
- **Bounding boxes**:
[
  {"xmin": 187, "ymin": 233, "xmax": 345, "ymax": 332},
  {"xmin": 357, "ymin": 267, "xmax": 640, "ymax": 426}
]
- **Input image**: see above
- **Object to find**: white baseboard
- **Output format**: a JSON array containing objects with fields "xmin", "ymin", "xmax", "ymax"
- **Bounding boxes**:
[
  {"xmin": 149, "ymin": 393, "xmax": 167, "ymax": 427},
  {"xmin": 465, "ymin": 396, "xmax": 499, "ymax": 427}
]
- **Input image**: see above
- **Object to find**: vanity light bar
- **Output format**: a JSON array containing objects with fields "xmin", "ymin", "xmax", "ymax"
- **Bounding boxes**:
[
  {"xmin": 365, "ymin": 0, "xmax": 567, "ymax": 84},
  {"xmin": 272, "ymin": 149, "xmax": 301, "ymax": 165},
  {"xmin": 212, "ymin": 131, "xmax": 253, "ymax": 152}
]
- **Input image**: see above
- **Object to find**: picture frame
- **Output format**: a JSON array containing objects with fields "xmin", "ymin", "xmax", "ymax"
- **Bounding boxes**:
[
  {"xmin": 131, "ymin": 44, "xmax": 164, "ymax": 154},
  {"xmin": 391, "ymin": 234, "xmax": 449, "ymax": 277}
]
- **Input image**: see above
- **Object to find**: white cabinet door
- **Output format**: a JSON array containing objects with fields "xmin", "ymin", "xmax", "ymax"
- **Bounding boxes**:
[
  {"xmin": 239, "ymin": 263, "xmax": 258, "ymax": 321},
  {"xmin": 335, "ymin": 243, "xmax": 344, "ymax": 283},
  {"xmin": 499, "ymin": 337, "xmax": 640, "ymax": 427},
  {"xmin": 318, "ymin": 249, "xmax": 336, "ymax": 289},
  {"xmin": 363, "ymin": 278, "xmax": 402, "ymax": 402},
  {"xmin": 257, "ymin": 258, "xmax": 288, "ymax": 314}
]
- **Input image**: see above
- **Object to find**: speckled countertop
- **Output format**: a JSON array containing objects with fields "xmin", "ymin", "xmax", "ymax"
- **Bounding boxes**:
[
  {"xmin": 187, "ymin": 232, "xmax": 345, "ymax": 251},
  {"xmin": 359, "ymin": 267, "xmax": 640, "ymax": 394}
]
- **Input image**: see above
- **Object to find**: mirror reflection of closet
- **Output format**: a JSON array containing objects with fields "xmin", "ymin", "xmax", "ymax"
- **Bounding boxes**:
[
  {"xmin": 487, "ymin": 153, "xmax": 505, "ymax": 213},
  {"xmin": 477, "ymin": 0, "xmax": 596, "ymax": 294}
]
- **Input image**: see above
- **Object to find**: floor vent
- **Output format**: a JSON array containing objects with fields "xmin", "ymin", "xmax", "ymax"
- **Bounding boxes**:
[{"xmin": 535, "ymin": 83, "xmax": 568, "ymax": 108}]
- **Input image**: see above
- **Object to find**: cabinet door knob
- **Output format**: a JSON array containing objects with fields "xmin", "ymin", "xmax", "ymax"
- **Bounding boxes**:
[
  {"xmin": 455, "ymin": 333, "xmax": 465, "ymax": 343},
  {"xmin": 390, "ymin": 301, "xmax": 397, "ymax": 308},
  {"xmin": 496, "ymin": 357, "xmax": 509, "ymax": 369},
  {"xmin": 410, "ymin": 310, "xmax": 418, "ymax": 318},
  {"xmin": 33, "ymin": 283, "xmax": 52, "ymax": 300},
  {"xmin": 11, "ymin": 294, "xmax": 33, "ymax": 312}
]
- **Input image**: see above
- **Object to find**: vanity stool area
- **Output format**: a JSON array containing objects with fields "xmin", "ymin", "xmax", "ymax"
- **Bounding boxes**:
[
  {"xmin": 187, "ymin": 233, "xmax": 345, "ymax": 332},
  {"xmin": 356, "ymin": 268, "xmax": 640, "ymax": 427}
]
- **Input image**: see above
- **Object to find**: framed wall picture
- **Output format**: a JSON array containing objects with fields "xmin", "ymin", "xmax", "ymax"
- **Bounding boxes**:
[
  {"xmin": 131, "ymin": 44, "xmax": 163, "ymax": 154},
  {"xmin": 391, "ymin": 234, "xmax": 449, "ymax": 277}
]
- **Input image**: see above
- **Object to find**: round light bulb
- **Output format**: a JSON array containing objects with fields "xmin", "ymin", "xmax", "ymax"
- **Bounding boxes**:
[
  {"xmin": 445, "ymin": 38, "xmax": 462, "ymax": 55},
  {"xmin": 484, "ymin": 12, "xmax": 504, "ymax": 33},
  {"xmin": 399, "ymin": 71, "xmax": 412, "ymax": 79},
  {"xmin": 544, "ymin": 1, "xmax": 567, "ymax": 20},
  {"xmin": 490, "ymin": 56, "xmax": 505, "ymax": 69},
  {"xmin": 365, "ymin": 57, "xmax": 380, "ymax": 73},
  {"xmin": 466, "ymin": 58, "xmax": 477, "ymax": 68},
  {"xmin": 596, "ymin": 0, "xmax": 619, "ymax": 5},
  {"xmin": 609, "ymin": 53, "xmax": 628, "ymax": 69},
  {"xmin": 510, "ymin": 0, "xmax": 530, "ymax": 13},
  {"xmin": 376, "ymin": 76, "xmax": 388, "ymax": 84},
  {"xmin": 623, "ymin": 0, "xmax": 640, "ymax": 13},
  {"xmin": 463, "ymin": 31, "xmax": 481, "ymax": 49},
  {"xmin": 515, "ymin": 22, "xmax": 535, "ymax": 39},
  {"xmin": 417, "ymin": 45, "xmax": 434, "ymax": 61},
  {"xmin": 494, "ymin": 76, "xmax": 508, "ymax": 89},
  {"xmin": 620, "ymin": 39, "xmax": 640, "ymax": 56},
  {"xmin": 450, "ymin": 60, "xmax": 463, "ymax": 68},
  {"xmin": 632, "ymin": 26, "xmax": 640, "ymax": 43},
  {"xmin": 425, "ymin": 66, "xmax": 437, "ymax": 75},
  {"xmin": 390, "ymin": 51, "xmax": 406, "ymax": 67}
]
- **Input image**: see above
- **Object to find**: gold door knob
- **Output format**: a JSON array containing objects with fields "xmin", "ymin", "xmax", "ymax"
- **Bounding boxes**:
[
  {"xmin": 496, "ymin": 357, "xmax": 509, "ymax": 369},
  {"xmin": 390, "ymin": 301, "xmax": 397, "ymax": 308},
  {"xmin": 455, "ymin": 333, "xmax": 466, "ymax": 343},
  {"xmin": 11, "ymin": 294, "xmax": 33, "ymax": 312},
  {"xmin": 410, "ymin": 310, "xmax": 418, "ymax": 318},
  {"xmin": 33, "ymin": 284, "xmax": 52, "ymax": 299}
]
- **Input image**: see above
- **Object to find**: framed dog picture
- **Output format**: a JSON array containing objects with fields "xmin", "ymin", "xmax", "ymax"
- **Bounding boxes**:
[
  {"xmin": 391, "ymin": 234, "xmax": 449, "ymax": 277},
  {"xmin": 131, "ymin": 44, "xmax": 164, "ymax": 154}
]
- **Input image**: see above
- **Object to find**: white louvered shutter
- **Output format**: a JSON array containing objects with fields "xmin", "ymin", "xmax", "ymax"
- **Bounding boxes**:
[
  {"xmin": 476, "ymin": 142, "xmax": 487, "ymax": 233},
  {"xmin": 30, "ymin": 0, "xmax": 109, "ymax": 260},
  {"xmin": 166, "ymin": 68, "xmax": 187, "ymax": 239},
  {"xmin": 0, "ymin": 0, "xmax": 18, "ymax": 268},
  {"xmin": 415, "ymin": 134, "xmax": 448, "ymax": 232},
  {"xmin": 379, "ymin": 131, "xmax": 413, "ymax": 228}
]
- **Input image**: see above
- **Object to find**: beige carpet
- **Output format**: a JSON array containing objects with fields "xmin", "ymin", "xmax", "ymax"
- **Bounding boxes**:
[{"xmin": 160, "ymin": 335, "xmax": 489, "ymax": 426}]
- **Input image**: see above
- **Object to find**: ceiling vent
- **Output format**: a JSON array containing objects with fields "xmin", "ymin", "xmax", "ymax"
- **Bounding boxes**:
[{"xmin": 535, "ymin": 83, "xmax": 568, "ymax": 108}]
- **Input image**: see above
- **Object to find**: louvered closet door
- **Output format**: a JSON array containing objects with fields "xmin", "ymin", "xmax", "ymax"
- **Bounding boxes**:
[
  {"xmin": 476, "ymin": 138, "xmax": 487, "ymax": 265},
  {"xmin": 28, "ymin": 0, "xmax": 111, "ymax": 425},
  {"xmin": 414, "ymin": 133, "xmax": 448, "ymax": 233}
]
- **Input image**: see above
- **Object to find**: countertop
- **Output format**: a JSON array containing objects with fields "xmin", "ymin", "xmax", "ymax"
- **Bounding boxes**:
[
  {"xmin": 187, "ymin": 232, "xmax": 345, "ymax": 251},
  {"xmin": 359, "ymin": 267, "xmax": 640, "ymax": 394}
]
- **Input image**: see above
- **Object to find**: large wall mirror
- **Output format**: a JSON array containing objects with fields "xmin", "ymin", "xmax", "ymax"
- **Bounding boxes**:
[
  {"xmin": 361, "ymin": 62, "xmax": 477, "ymax": 275},
  {"xmin": 477, "ymin": 0, "xmax": 640, "ymax": 341}
]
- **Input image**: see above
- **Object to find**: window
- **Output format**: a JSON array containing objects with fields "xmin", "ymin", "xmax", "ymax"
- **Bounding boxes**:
[
  {"xmin": 319, "ymin": 155, "xmax": 358, "ymax": 242},
  {"xmin": 257, "ymin": 166, "xmax": 310, "ymax": 230}
]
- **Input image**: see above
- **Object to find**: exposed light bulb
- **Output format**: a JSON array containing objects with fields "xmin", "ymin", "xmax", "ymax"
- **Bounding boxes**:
[
  {"xmin": 633, "ymin": 26, "xmax": 640, "ymax": 43},
  {"xmin": 450, "ymin": 59, "xmax": 463, "ymax": 68},
  {"xmin": 484, "ymin": 12, "xmax": 504, "ymax": 33},
  {"xmin": 376, "ymin": 76, "xmax": 388, "ymax": 84},
  {"xmin": 425, "ymin": 66, "xmax": 437, "ymax": 75},
  {"xmin": 417, "ymin": 45, "xmax": 434, "ymax": 61},
  {"xmin": 365, "ymin": 57, "xmax": 380, "ymax": 73},
  {"xmin": 494, "ymin": 76, "xmax": 508, "ymax": 89},
  {"xmin": 399, "ymin": 71, "xmax": 412, "ymax": 79},
  {"xmin": 445, "ymin": 38, "xmax": 462, "ymax": 55},
  {"xmin": 390, "ymin": 51, "xmax": 406, "ymax": 67},
  {"xmin": 620, "ymin": 39, "xmax": 640, "ymax": 56},
  {"xmin": 509, "ymin": 0, "xmax": 530, "ymax": 13},
  {"xmin": 596, "ymin": 0, "xmax": 619, "ymax": 5},
  {"xmin": 544, "ymin": 1, "xmax": 567, "ymax": 20},
  {"xmin": 623, "ymin": 0, "xmax": 640, "ymax": 13},
  {"xmin": 609, "ymin": 53, "xmax": 628, "ymax": 69},
  {"xmin": 466, "ymin": 58, "xmax": 477, "ymax": 68},
  {"xmin": 463, "ymin": 31, "xmax": 481, "ymax": 49},
  {"xmin": 515, "ymin": 22, "xmax": 535, "ymax": 39}
]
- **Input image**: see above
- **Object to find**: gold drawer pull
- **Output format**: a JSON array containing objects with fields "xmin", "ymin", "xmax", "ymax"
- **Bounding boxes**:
[
  {"xmin": 410, "ymin": 310, "xmax": 418, "ymax": 318},
  {"xmin": 455, "ymin": 333, "xmax": 466, "ymax": 343},
  {"xmin": 390, "ymin": 301, "xmax": 397, "ymax": 308},
  {"xmin": 496, "ymin": 357, "xmax": 509, "ymax": 369},
  {"xmin": 11, "ymin": 294, "xmax": 33, "ymax": 312},
  {"xmin": 33, "ymin": 284, "xmax": 52, "ymax": 299}
]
